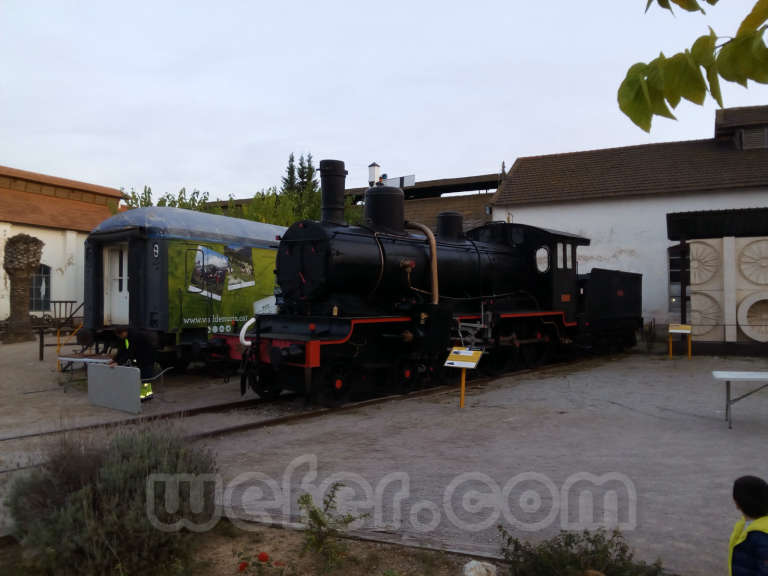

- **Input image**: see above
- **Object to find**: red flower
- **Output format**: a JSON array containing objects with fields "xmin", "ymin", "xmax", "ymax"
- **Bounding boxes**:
[
  {"xmin": 258, "ymin": 551, "xmax": 270, "ymax": 563},
  {"xmin": 238, "ymin": 561, "xmax": 249, "ymax": 572}
]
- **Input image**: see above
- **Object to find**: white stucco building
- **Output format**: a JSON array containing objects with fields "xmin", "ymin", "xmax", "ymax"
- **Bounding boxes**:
[
  {"xmin": 493, "ymin": 105, "xmax": 768, "ymax": 330},
  {"xmin": 0, "ymin": 165, "xmax": 122, "ymax": 322}
]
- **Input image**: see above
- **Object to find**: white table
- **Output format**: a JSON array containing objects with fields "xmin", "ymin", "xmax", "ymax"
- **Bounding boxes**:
[{"xmin": 712, "ymin": 371, "xmax": 768, "ymax": 429}]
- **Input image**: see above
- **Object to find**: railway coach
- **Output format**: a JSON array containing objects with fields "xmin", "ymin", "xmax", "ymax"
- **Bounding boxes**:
[{"xmin": 82, "ymin": 207, "xmax": 285, "ymax": 367}]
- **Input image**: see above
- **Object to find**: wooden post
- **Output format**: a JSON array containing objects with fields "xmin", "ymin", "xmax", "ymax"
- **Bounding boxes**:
[
  {"xmin": 687, "ymin": 334, "xmax": 692, "ymax": 360},
  {"xmin": 38, "ymin": 328, "xmax": 44, "ymax": 361},
  {"xmin": 668, "ymin": 334, "xmax": 673, "ymax": 358},
  {"xmin": 460, "ymin": 368, "xmax": 466, "ymax": 409}
]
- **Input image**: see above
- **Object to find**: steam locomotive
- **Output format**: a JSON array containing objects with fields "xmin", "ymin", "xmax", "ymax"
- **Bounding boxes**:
[{"xmin": 239, "ymin": 160, "xmax": 642, "ymax": 404}]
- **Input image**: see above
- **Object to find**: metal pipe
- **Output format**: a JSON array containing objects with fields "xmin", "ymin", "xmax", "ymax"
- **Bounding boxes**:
[
  {"xmin": 405, "ymin": 221, "xmax": 439, "ymax": 305},
  {"xmin": 240, "ymin": 317, "xmax": 256, "ymax": 346}
]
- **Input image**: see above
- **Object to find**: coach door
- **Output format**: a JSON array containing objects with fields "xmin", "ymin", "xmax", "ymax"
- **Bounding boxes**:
[{"xmin": 104, "ymin": 244, "xmax": 129, "ymax": 325}]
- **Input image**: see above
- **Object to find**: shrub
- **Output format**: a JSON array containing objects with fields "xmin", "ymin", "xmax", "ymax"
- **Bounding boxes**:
[
  {"xmin": 498, "ymin": 526, "xmax": 666, "ymax": 576},
  {"xmin": 7, "ymin": 427, "xmax": 216, "ymax": 575},
  {"xmin": 297, "ymin": 482, "xmax": 367, "ymax": 571}
]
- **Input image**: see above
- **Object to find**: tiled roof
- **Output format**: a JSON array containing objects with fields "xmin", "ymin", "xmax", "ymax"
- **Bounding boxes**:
[
  {"xmin": 494, "ymin": 139, "xmax": 768, "ymax": 206},
  {"xmin": 0, "ymin": 164, "xmax": 122, "ymax": 198}
]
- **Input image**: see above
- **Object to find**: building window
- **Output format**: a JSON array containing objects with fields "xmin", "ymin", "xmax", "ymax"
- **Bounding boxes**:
[
  {"xmin": 667, "ymin": 245, "xmax": 692, "ymax": 314},
  {"xmin": 557, "ymin": 242, "xmax": 564, "ymax": 269},
  {"xmin": 30, "ymin": 264, "xmax": 51, "ymax": 312},
  {"xmin": 566, "ymin": 243, "xmax": 573, "ymax": 269}
]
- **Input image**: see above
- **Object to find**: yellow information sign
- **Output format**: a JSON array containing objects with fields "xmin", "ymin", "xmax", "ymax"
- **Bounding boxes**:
[
  {"xmin": 668, "ymin": 324, "xmax": 692, "ymax": 334},
  {"xmin": 444, "ymin": 347, "xmax": 484, "ymax": 409},
  {"xmin": 668, "ymin": 324, "xmax": 693, "ymax": 360},
  {"xmin": 444, "ymin": 347, "xmax": 484, "ymax": 369}
]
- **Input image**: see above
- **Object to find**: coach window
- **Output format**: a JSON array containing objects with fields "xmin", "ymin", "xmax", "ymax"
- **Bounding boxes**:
[
  {"xmin": 566, "ymin": 243, "xmax": 573, "ymax": 269},
  {"xmin": 556, "ymin": 242, "xmax": 564, "ymax": 269},
  {"xmin": 535, "ymin": 246, "xmax": 550, "ymax": 273}
]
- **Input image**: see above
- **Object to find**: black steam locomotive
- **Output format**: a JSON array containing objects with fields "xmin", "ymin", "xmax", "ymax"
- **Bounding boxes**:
[{"xmin": 240, "ymin": 160, "xmax": 642, "ymax": 404}]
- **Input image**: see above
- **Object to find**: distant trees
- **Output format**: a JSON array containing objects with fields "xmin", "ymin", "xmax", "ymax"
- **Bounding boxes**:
[
  {"xmin": 121, "ymin": 185, "xmax": 210, "ymax": 211},
  {"xmin": 121, "ymin": 185, "xmax": 153, "ymax": 209},
  {"xmin": 120, "ymin": 153, "xmax": 362, "ymax": 226}
]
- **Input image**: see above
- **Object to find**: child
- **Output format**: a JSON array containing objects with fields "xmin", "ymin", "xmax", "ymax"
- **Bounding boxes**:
[{"xmin": 730, "ymin": 475, "xmax": 768, "ymax": 576}]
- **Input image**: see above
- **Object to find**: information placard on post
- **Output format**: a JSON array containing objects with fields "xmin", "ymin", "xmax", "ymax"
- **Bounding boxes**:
[
  {"xmin": 668, "ymin": 324, "xmax": 693, "ymax": 359},
  {"xmin": 444, "ymin": 347, "xmax": 483, "ymax": 369},
  {"xmin": 444, "ymin": 347, "xmax": 483, "ymax": 407}
]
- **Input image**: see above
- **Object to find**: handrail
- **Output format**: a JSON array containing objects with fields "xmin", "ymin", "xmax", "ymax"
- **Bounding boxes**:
[{"xmin": 240, "ymin": 317, "xmax": 256, "ymax": 346}]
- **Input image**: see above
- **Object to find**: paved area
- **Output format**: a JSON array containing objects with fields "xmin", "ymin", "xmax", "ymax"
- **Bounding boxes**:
[
  {"xmin": 203, "ymin": 352, "xmax": 768, "ymax": 576},
  {"xmin": 0, "ymin": 338, "xmax": 252, "ymax": 440}
]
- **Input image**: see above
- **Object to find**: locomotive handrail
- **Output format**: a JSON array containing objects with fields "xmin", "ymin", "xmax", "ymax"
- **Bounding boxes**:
[
  {"xmin": 405, "ymin": 221, "xmax": 439, "ymax": 305},
  {"xmin": 239, "ymin": 317, "xmax": 256, "ymax": 346}
]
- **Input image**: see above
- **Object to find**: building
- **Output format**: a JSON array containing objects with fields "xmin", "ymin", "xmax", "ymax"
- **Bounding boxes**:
[
  {"xmin": 346, "ymin": 172, "xmax": 500, "ymax": 231},
  {"xmin": 492, "ymin": 105, "xmax": 768, "ymax": 332},
  {"xmin": 667, "ymin": 207, "xmax": 768, "ymax": 347},
  {"xmin": 0, "ymin": 165, "xmax": 122, "ymax": 322}
]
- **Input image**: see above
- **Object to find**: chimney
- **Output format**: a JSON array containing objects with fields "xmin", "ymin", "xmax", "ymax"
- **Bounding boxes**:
[{"xmin": 319, "ymin": 159, "xmax": 347, "ymax": 226}]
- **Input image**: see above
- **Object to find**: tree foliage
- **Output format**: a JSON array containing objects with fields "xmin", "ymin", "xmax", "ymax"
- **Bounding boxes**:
[
  {"xmin": 119, "ymin": 153, "xmax": 363, "ymax": 227},
  {"xmin": 156, "ymin": 186, "xmax": 210, "ymax": 210},
  {"xmin": 619, "ymin": 0, "xmax": 768, "ymax": 131},
  {"xmin": 121, "ymin": 185, "xmax": 153, "ymax": 208}
]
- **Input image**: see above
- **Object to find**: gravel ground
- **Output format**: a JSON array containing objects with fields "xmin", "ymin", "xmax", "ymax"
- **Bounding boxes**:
[
  {"xmin": 199, "ymin": 351, "xmax": 768, "ymax": 576},
  {"xmin": 3, "ymin": 337, "xmax": 768, "ymax": 575}
]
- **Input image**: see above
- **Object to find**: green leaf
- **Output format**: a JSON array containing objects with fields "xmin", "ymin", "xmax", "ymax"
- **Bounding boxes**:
[
  {"xmin": 646, "ymin": 54, "xmax": 667, "ymax": 92},
  {"xmin": 717, "ymin": 33, "xmax": 756, "ymax": 86},
  {"xmin": 647, "ymin": 0, "xmax": 673, "ymax": 12},
  {"xmin": 681, "ymin": 51, "xmax": 708, "ymax": 103},
  {"xmin": 648, "ymin": 83, "xmax": 677, "ymax": 119},
  {"xmin": 691, "ymin": 32, "xmax": 716, "ymax": 67},
  {"xmin": 662, "ymin": 54, "xmax": 687, "ymax": 107},
  {"xmin": 618, "ymin": 70, "xmax": 653, "ymax": 132},
  {"xmin": 738, "ymin": 0, "xmax": 768, "ymax": 34},
  {"xmin": 670, "ymin": 0, "xmax": 704, "ymax": 12},
  {"xmin": 705, "ymin": 63, "xmax": 723, "ymax": 106},
  {"xmin": 751, "ymin": 39, "xmax": 768, "ymax": 83}
]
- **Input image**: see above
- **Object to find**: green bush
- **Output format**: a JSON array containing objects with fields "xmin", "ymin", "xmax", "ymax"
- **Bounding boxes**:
[
  {"xmin": 498, "ymin": 526, "xmax": 667, "ymax": 576},
  {"xmin": 297, "ymin": 482, "xmax": 367, "ymax": 571},
  {"xmin": 7, "ymin": 428, "xmax": 216, "ymax": 575}
]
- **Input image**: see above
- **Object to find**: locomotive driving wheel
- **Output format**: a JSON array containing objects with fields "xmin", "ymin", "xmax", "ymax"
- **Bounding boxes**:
[{"xmin": 315, "ymin": 364, "xmax": 352, "ymax": 407}]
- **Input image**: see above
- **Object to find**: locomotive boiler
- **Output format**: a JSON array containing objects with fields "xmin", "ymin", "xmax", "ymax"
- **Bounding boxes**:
[
  {"xmin": 240, "ymin": 159, "xmax": 642, "ymax": 404},
  {"xmin": 276, "ymin": 159, "xmax": 525, "ymax": 317}
]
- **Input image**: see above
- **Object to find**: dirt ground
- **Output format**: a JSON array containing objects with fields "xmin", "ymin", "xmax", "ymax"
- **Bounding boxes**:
[
  {"xmin": 190, "ymin": 522, "xmax": 485, "ymax": 576},
  {"xmin": 0, "ymin": 523, "xmax": 485, "ymax": 576}
]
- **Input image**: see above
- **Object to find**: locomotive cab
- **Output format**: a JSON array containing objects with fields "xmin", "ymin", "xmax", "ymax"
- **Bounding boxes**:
[{"xmin": 465, "ymin": 223, "xmax": 589, "ymax": 324}]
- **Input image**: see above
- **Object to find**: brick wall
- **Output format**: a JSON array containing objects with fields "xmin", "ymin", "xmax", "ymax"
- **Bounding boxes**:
[{"xmin": 403, "ymin": 193, "xmax": 495, "ymax": 231}]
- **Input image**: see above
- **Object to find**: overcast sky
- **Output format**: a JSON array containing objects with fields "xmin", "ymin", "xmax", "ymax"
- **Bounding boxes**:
[{"xmin": 2, "ymin": 1, "xmax": 767, "ymax": 200}]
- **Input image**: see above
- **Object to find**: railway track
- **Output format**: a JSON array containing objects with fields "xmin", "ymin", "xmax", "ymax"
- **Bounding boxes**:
[{"xmin": 0, "ymin": 354, "xmax": 603, "ymax": 476}]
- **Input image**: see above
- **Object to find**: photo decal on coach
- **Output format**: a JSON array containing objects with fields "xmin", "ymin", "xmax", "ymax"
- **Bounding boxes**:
[
  {"xmin": 188, "ymin": 245, "xmax": 229, "ymax": 301},
  {"xmin": 225, "ymin": 246, "xmax": 255, "ymax": 291}
]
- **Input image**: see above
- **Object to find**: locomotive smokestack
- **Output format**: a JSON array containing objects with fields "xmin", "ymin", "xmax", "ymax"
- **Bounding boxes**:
[{"xmin": 319, "ymin": 159, "xmax": 347, "ymax": 226}]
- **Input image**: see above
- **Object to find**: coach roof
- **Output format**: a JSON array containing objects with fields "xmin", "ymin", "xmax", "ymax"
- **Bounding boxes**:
[{"xmin": 90, "ymin": 206, "xmax": 286, "ymax": 245}]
